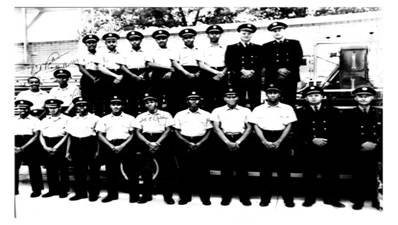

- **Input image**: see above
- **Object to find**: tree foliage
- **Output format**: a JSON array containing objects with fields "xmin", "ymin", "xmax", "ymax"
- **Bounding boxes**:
[{"xmin": 79, "ymin": 7, "xmax": 380, "ymax": 37}]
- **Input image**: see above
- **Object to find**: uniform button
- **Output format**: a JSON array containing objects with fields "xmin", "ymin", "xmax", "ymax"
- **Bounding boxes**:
[
  {"xmin": 361, "ymin": 132, "xmax": 364, "ymax": 135},
  {"xmin": 312, "ymin": 121, "xmax": 316, "ymax": 124},
  {"xmin": 360, "ymin": 125, "xmax": 364, "ymax": 128},
  {"xmin": 323, "ymin": 120, "xmax": 326, "ymax": 123},
  {"xmin": 276, "ymin": 60, "xmax": 279, "ymax": 62}
]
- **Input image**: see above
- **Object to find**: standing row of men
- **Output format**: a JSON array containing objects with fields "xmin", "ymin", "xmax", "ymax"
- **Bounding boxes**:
[
  {"xmin": 15, "ymin": 79, "xmax": 382, "ymax": 210},
  {"xmin": 75, "ymin": 21, "xmax": 303, "ymax": 117}
]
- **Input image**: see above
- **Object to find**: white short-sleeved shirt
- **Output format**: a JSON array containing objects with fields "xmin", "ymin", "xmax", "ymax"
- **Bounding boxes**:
[
  {"xmin": 66, "ymin": 113, "xmax": 100, "ymax": 138},
  {"xmin": 49, "ymin": 84, "xmax": 81, "ymax": 107},
  {"xmin": 210, "ymin": 105, "xmax": 251, "ymax": 134},
  {"xmin": 249, "ymin": 102, "xmax": 297, "ymax": 131},
  {"xmin": 76, "ymin": 49, "xmax": 100, "ymax": 71},
  {"xmin": 135, "ymin": 110, "xmax": 174, "ymax": 134},
  {"xmin": 95, "ymin": 112, "xmax": 136, "ymax": 141},
  {"xmin": 40, "ymin": 114, "xmax": 70, "ymax": 138},
  {"xmin": 122, "ymin": 48, "xmax": 150, "ymax": 69},
  {"xmin": 199, "ymin": 43, "xmax": 226, "ymax": 68},
  {"xmin": 15, "ymin": 90, "xmax": 49, "ymax": 110},
  {"xmin": 98, "ymin": 49, "xmax": 123, "ymax": 70},
  {"xmin": 149, "ymin": 46, "xmax": 173, "ymax": 68},
  {"xmin": 13, "ymin": 115, "xmax": 40, "ymax": 136},
  {"xmin": 170, "ymin": 46, "xmax": 200, "ymax": 66},
  {"xmin": 174, "ymin": 108, "xmax": 212, "ymax": 137}
]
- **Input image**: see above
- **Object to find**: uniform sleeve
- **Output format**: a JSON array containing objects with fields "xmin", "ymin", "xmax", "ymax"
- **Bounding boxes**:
[
  {"xmin": 164, "ymin": 112, "xmax": 174, "ymax": 127},
  {"xmin": 247, "ymin": 108, "xmax": 258, "ymax": 124},
  {"xmin": 75, "ymin": 50, "xmax": 85, "ymax": 65},
  {"xmin": 243, "ymin": 108, "xmax": 252, "ymax": 123},
  {"xmin": 128, "ymin": 116, "xmax": 137, "ymax": 132},
  {"xmin": 169, "ymin": 49, "xmax": 179, "ymax": 62},
  {"xmin": 71, "ymin": 85, "xmax": 81, "ymax": 99},
  {"xmin": 32, "ymin": 117, "xmax": 41, "ymax": 132},
  {"xmin": 283, "ymin": 106, "xmax": 297, "ymax": 125},
  {"xmin": 204, "ymin": 112, "xmax": 213, "ymax": 129},
  {"xmin": 95, "ymin": 117, "xmax": 107, "ymax": 133},
  {"xmin": 173, "ymin": 113, "xmax": 182, "ymax": 129},
  {"xmin": 133, "ymin": 115, "xmax": 143, "ymax": 130},
  {"xmin": 210, "ymin": 109, "xmax": 220, "ymax": 122}
]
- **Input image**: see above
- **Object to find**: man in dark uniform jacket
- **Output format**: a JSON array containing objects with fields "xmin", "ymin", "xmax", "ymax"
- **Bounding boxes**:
[
  {"xmin": 296, "ymin": 85, "xmax": 345, "ymax": 208},
  {"xmin": 345, "ymin": 86, "xmax": 382, "ymax": 210},
  {"xmin": 262, "ymin": 21, "xmax": 303, "ymax": 107},
  {"xmin": 225, "ymin": 23, "xmax": 263, "ymax": 109}
]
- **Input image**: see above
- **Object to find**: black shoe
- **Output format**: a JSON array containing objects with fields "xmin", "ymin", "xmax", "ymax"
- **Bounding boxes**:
[
  {"xmin": 42, "ymin": 191, "xmax": 58, "ymax": 198},
  {"xmin": 201, "ymin": 199, "xmax": 211, "ymax": 206},
  {"xmin": 302, "ymin": 199, "xmax": 316, "ymax": 207},
  {"xmin": 59, "ymin": 192, "xmax": 68, "ymax": 198},
  {"xmin": 129, "ymin": 196, "xmax": 139, "ymax": 203},
  {"xmin": 178, "ymin": 198, "xmax": 191, "ymax": 205},
  {"xmin": 164, "ymin": 197, "xmax": 175, "ymax": 205},
  {"xmin": 372, "ymin": 200, "xmax": 382, "ymax": 210},
  {"xmin": 352, "ymin": 202, "xmax": 364, "ymax": 210},
  {"xmin": 221, "ymin": 198, "xmax": 231, "ymax": 206},
  {"xmin": 30, "ymin": 191, "xmax": 41, "ymax": 198},
  {"xmin": 259, "ymin": 198, "xmax": 270, "ymax": 207},
  {"xmin": 324, "ymin": 200, "xmax": 345, "ymax": 208},
  {"xmin": 69, "ymin": 194, "xmax": 87, "ymax": 201},
  {"xmin": 138, "ymin": 195, "xmax": 152, "ymax": 204},
  {"xmin": 240, "ymin": 198, "xmax": 252, "ymax": 206},
  {"xmin": 102, "ymin": 195, "xmax": 118, "ymax": 203},
  {"xmin": 88, "ymin": 195, "xmax": 99, "ymax": 202},
  {"xmin": 284, "ymin": 201, "xmax": 295, "ymax": 208}
]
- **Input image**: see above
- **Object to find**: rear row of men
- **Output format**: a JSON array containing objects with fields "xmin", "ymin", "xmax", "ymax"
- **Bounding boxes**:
[
  {"xmin": 15, "ymin": 81, "xmax": 382, "ymax": 210},
  {"xmin": 71, "ymin": 22, "xmax": 303, "ymax": 116}
]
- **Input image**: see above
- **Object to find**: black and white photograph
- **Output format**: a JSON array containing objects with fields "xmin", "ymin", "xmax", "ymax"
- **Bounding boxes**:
[{"xmin": 4, "ymin": 1, "xmax": 395, "ymax": 224}]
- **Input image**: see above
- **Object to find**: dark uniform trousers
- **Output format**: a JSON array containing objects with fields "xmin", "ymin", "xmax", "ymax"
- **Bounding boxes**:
[
  {"xmin": 69, "ymin": 136, "xmax": 100, "ymax": 198},
  {"xmin": 176, "ymin": 135, "xmax": 211, "ymax": 202},
  {"xmin": 147, "ymin": 68, "xmax": 175, "ymax": 113},
  {"xmin": 258, "ymin": 130, "xmax": 293, "ymax": 202},
  {"xmin": 43, "ymin": 136, "xmax": 70, "ymax": 194},
  {"xmin": 138, "ymin": 133, "xmax": 177, "ymax": 199},
  {"xmin": 124, "ymin": 68, "xmax": 148, "ymax": 116},
  {"xmin": 97, "ymin": 69, "xmax": 125, "ymax": 116},
  {"xmin": 219, "ymin": 133, "xmax": 250, "ymax": 200},
  {"xmin": 297, "ymin": 105, "xmax": 342, "ymax": 202},
  {"xmin": 199, "ymin": 67, "xmax": 228, "ymax": 111},
  {"xmin": 170, "ymin": 66, "xmax": 201, "ymax": 114},
  {"xmin": 102, "ymin": 139, "xmax": 135, "ymax": 198},
  {"xmin": 81, "ymin": 70, "xmax": 107, "ymax": 116},
  {"xmin": 262, "ymin": 39, "xmax": 303, "ymax": 107},
  {"xmin": 225, "ymin": 42, "xmax": 263, "ymax": 109},
  {"xmin": 15, "ymin": 135, "xmax": 44, "ymax": 194},
  {"xmin": 346, "ymin": 107, "xmax": 382, "ymax": 203}
]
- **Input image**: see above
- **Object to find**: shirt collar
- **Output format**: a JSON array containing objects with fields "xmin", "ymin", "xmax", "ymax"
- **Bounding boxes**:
[
  {"xmin": 110, "ymin": 112, "xmax": 125, "ymax": 118},
  {"xmin": 265, "ymin": 102, "xmax": 281, "ymax": 108}
]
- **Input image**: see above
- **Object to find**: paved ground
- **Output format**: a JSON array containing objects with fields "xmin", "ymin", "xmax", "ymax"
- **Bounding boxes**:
[{"xmin": 9, "ymin": 165, "xmax": 386, "ymax": 225}]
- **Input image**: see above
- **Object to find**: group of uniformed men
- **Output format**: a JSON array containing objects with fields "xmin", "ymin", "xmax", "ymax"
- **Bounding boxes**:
[{"xmin": 14, "ymin": 22, "xmax": 382, "ymax": 210}]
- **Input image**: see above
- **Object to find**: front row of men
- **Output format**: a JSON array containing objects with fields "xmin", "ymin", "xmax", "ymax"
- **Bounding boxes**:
[{"xmin": 14, "ymin": 84, "xmax": 381, "ymax": 210}]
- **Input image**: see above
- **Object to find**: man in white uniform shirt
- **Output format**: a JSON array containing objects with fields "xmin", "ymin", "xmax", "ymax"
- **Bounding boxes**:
[
  {"xmin": 49, "ymin": 69, "xmax": 80, "ymax": 115},
  {"xmin": 15, "ymin": 76, "xmax": 49, "ymax": 118},
  {"xmin": 171, "ymin": 28, "xmax": 201, "ymax": 113},
  {"xmin": 147, "ymin": 30, "xmax": 175, "ymax": 113},
  {"xmin": 76, "ymin": 34, "xmax": 103, "ymax": 116},
  {"xmin": 97, "ymin": 32, "xmax": 125, "ymax": 114},
  {"xmin": 135, "ymin": 92, "xmax": 176, "ymax": 204},
  {"xmin": 120, "ymin": 30, "xmax": 149, "ymax": 115},
  {"xmin": 174, "ymin": 91, "xmax": 212, "ymax": 205},
  {"xmin": 65, "ymin": 97, "xmax": 100, "ymax": 201},
  {"xmin": 14, "ymin": 100, "xmax": 43, "ymax": 197},
  {"xmin": 95, "ymin": 96, "xmax": 137, "ymax": 203},
  {"xmin": 198, "ymin": 25, "xmax": 228, "ymax": 110},
  {"xmin": 211, "ymin": 87, "xmax": 252, "ymax": 206},
  {"xmin": 250, "ymin": 83, "xmax": 297, "ymax": 207},
  {"xmin": 39, "ymin": 99, "xmax": 70, "ymax": 198}
]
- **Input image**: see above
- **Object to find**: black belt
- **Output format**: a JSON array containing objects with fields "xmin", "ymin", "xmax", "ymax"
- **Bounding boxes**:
[
  {"xmin": 70, "ymin": 136, "xmax": 96, "ymax": 141},
  {"xmin": 182, "ymin": 65, "xmax": 199, "ymax": 73},
  {"xmin": 261, "ymin": 129, "xmax": 283, "ymax": 142},
  {"xmin": 128, "ymin": 68, "xmax": 146, "ymax": 74},
  {"xmin": 182, "ymin": 135, "xmax": 205, "ymax": 143},
  {"xmin": 224, "ymin": 132, "xmax": 242, "ymax": 140},
  {"xmin": 211, "ymin": 66, "xmax": 225, "ymax": 71}
]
